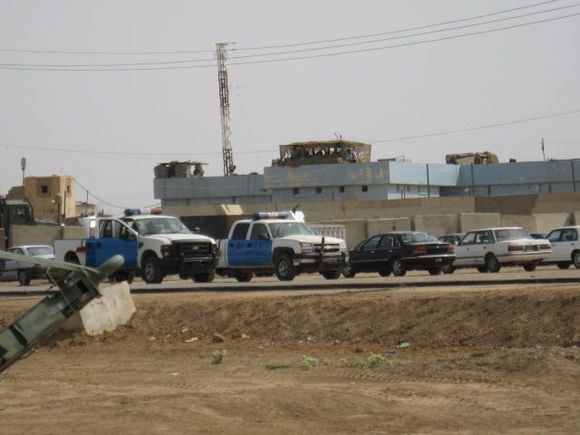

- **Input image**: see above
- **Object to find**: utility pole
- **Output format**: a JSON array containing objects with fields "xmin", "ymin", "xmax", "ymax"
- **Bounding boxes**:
[{"xmin": 216, "ymin": 42, "xmax": 236, "ymax": 176}]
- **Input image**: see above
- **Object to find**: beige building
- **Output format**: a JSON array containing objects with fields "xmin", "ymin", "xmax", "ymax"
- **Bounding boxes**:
[{"xmin": 23, "ymin": 176, "xmax": 76, "ymax": 222}]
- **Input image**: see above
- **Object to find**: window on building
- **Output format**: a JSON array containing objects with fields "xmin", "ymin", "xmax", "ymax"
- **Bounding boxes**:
[
  {"xmin": 339, "ymin": 186, "xmax": 345, "ymax": 193},
  {"xmin": 361, "ymin": 185, "xmax": 368, "ymax": 192},
  {"xmin": 40, "ymin": 184, "xmax": 49, "ymax": 195},
  {"xmin": 316, "ymin": 187, "xmax": 322, "ymax": 194},
  {"xmin": 292, "ymin": 188, "xmax": 300, "ymax": 195}
]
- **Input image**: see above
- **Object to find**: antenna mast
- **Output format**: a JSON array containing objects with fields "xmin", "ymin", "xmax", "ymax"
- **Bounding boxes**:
[{"xmin": 216, "ymin": 43, "xmax": 236, "ymax": 176}]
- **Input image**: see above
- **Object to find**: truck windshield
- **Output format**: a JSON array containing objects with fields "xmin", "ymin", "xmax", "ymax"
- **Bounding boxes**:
[
  {"xmin": 133, "ymin": 218, "xmax": 191, "ymax": 236},
  {"xmin": 268, "ymin": 222, "xmax": 315, "ymax": 238},
  {"xmin": 495, "ymin": 228, "xmax": 531, "ymax": 241}
]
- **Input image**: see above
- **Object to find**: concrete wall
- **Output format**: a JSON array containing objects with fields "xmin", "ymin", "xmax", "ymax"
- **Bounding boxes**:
[
  {"xmin": 10, "ymin": 225, "xmax": 85, "ymax": 247},
  {"xmin": 533, "ymin": 213, "xmax": 573, "ymax": 233},
  {"xmin": 414, "ymin": 215, "xmax": 459, "ymax": 236},
  {"xmin": 366, "ymin": 218, "xmax": 412, "ymax": 237},
  {"xmin": 499, "ymin": 215, "xmax": 538, "ymax": 233},
  {"xmin": 0, "ymin": 229, "xmax": 5, "ymax": 250},
  {"xmin": 319, "ymin": 219, "xmax": 367, "ymax": 249},
  {"xmin": 459, "ymin": 213, "xmax": 501, "ymax": 232},
  {"xmin": 575, "ymin": 212, "xmax": 580, "ymax": 225}
]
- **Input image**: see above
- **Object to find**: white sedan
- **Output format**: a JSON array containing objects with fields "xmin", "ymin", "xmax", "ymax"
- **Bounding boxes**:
[
  {"xmin": 451, "ymin": 227, "xmax": 551, "ymax": 273},
  {"xmin": 0, "ymin": 245, "xmax": 55, "ymax": 286},
  {"xmin": 542, "ymin": 226, "xmax": 580, "ymax": 269}
]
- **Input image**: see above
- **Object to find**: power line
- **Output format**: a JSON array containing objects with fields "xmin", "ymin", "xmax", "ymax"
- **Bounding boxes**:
[
  {"xmin": 1, "ymin": 109, "xmax": 578, "ymax": 156},
  {"xmin": 368, "ymin": 109, "xmax": 580, "ymax": 143},
  {"xmin": 1, "ymin": 9, "xmax": 579, "ymax": 71},
  {"xmin": 0, "ymin": 0, "xmax": 562, "ymax": 56}
]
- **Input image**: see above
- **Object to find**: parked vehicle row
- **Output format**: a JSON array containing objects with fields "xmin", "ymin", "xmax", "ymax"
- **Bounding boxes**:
[{"xmin": 0, "ymin": 245, "xmax": 55, "ymax": 285}]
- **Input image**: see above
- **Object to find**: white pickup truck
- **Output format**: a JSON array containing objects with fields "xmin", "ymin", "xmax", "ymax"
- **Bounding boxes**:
[
  {"xmin": 216, "ymin": 211, "xmax": 347, "ymax": 282},
  {"xmin": 54, "ymin": 210, "xmax": 217, "ymax": 283}
]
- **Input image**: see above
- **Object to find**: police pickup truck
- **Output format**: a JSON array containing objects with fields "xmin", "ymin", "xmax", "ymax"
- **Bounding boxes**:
[
  {"xmin": 216, "ymin": 211, "xmax": 347, "ymax": 282},
  {"xmin": 54, "ymin": 208, "xmax": 217, "ymax": 284}
]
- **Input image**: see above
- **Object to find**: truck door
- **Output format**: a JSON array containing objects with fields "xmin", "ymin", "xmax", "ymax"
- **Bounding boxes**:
[
  {"xmin": 86, "ymin": 219, "xmax": 138, "ymax": 268},
  {"xmin": 247, "ymin": 223, "xmax": 273, "ymax": 267},
  {"xmin": 227, "ymin": 222, "xmax": 250, "ymax": 267}
]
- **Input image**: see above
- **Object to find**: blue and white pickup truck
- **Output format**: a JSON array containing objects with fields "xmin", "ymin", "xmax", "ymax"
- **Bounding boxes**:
[
  {"xmin": 54, "ymin": 209, "xmax": 217, "ymax": 284},
  {"xmin": 216, "ymin": 211, "xmax": 347, "ymax": 282}
]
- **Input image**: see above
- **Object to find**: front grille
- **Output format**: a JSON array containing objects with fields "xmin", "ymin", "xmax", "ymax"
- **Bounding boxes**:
[
  {"xmin": 176, "ymin": 242, "xmax": 212, "ymax": 257},
  {"xmin": 313, "ymin": 243, "xmax": 340, "ymax": 253}
]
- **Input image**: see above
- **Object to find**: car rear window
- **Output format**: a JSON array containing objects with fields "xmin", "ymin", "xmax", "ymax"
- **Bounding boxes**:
[
  {"xmin": 400, "ymin": 232, "xmax": 438, "ymax": 243},
  {"xmin": 27, "ymin": 246, "xmax": 54, "ymax": 256},
  {"xmin": 494, "ymin": 228, "xmax": 531, "ymax": 241}
]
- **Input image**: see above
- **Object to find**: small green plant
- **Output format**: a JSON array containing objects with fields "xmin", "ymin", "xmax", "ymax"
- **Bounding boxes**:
[
  {"xmin": 301, "ymin": 355, "xmax": 318, "ymax": 370},
  {"xmin": 211, "ymin": 349, "xmax": 227, "ymax": 365},
  {"xmin": 359, "ymin": 354, "xmax": 384, "ymax": 369}
]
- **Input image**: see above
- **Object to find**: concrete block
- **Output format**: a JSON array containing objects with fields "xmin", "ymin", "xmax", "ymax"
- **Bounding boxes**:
[
  {"xmin": 500, "ymin": 215, "xmax": 538, "ymax": 233},
  {"xmin": 366, "ymin": 218, "xmax": 411, "ymax": 237},
  {"xmin": 533, "ymin": 213, "xmax": 573, "ymax": 233},
  {"xmin": 66, "ymin": 282, "xmax": 136, "ymax": 336},
  {"xmin": 321, "ymin": 219, "xmax": 367, "ymax": 249},
  {"xmin": 459, "ymin": 213, "xmax": 501, "ymax": 232},
  {"xmin": 10, "ymin": 224, "xmax": 60, "ymax": 247},
  {"xmin": 413, "ymin": 215, "xmax": 458, "ymax": 236}
]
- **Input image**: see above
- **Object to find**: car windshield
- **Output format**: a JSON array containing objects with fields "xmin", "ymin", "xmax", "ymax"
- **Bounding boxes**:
[
  {"xmin": 495, "ymin": 228, "xmax": 531, "ymax": 241},
  {"xmin": 26, "ymin": 246, "xmax": 54, "ymax": 256},
  {"xmin": 400, "ymin": 232, "xmax": 439, "ymax": 243},
  {"xmin": 133, "ymin": 218, "xmax": 191, "ymax": 235},
  {"xmin": 269, "ymin": 222, "xmax": 315, "ymax": 238}
]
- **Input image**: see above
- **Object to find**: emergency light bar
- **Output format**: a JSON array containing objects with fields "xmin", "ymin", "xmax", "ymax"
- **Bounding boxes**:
[
  {"xmin": 124, "ymin": 207, "xmax": 163, "ymax": 216},
  {"xmin": 252, "ymin": 210, "xmax": 305, "ymax": 222}
]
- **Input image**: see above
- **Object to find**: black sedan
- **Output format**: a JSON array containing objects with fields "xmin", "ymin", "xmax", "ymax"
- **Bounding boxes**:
[{"xmin": 343, "ymin": 231, "xmax": 455, "ymax": 277}]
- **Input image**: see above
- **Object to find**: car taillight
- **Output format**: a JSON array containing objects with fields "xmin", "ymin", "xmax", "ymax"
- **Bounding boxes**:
[
  {"xmin": 447, "ymin": 244, "xmax": 454, "ymax": 253},
  {"xmin": 508, "ymin": 245, "xmax": 524, "ymax": 251},
  {"xmin": 413, "ymin": 245, "xmax": 427, "ymax": 255},
  {"xmin": 76, "ymin": 246, "xmax": 86, "ymax": 253},
  {"xmin": 540, "ymin": 244, "xmax": 551, "ymax": 250}
]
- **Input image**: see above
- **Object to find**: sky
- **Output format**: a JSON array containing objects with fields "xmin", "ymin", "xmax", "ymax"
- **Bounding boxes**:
[{"xmin": 1, "ymin": 0, "xmax": 579, "ymax": 212}]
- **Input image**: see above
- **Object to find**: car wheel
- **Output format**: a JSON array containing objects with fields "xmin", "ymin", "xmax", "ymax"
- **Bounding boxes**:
[
  {"xmin": 342, "ymin": 262, "xmax": 356, "ymax": 278},
  {"xmin": 523, "ymin": 263, "xmax": 537, "ymax": 272},
  {"xmin": 18, "ymin": 269, "xmax": 31, "ymax": 286},
  {"xmin": 234, "ymin": 271, "xmax": 253, "ymax": 282},
  {"xmin": 441, "ymin": 263, "xmax": 455, "ymax": 274},
  {"xmin": 142, "ymin": 255, "xmax": 164, "ymax": 284},
  {"xmin": 557, "ymin": 262, "xmax": 571, "ymax": 270},
  {"xmin": 428, "ymin": 268, "xmax": 441, "ymax": 276},
  {"xmin": 573, "ymin": 251, "xmax": 580, "ymax": 269},
  {"xmin": 391, "ymin": 259, "xmax": 406, "ymax": 277},
  {"xmin": 193, "ymin": 271, "xmax": 215, "ymax": 283},
  {"xmin": 109, "ymin": 271, "xmax": 133, "ymax": 284},
  {"xmin": 485, "ymin": 254, "xmax": 501, "ymax": 273},
  {"xmin": 275, "ymin": 253, "xmax": 295, "ymax": 281},
  {"xmin": 378, "ymin": 268, "xmax": 391, "ymax": 277},
  {"xmin": 477, "ymin": 266, "xmax": 488, "ymax": 273},
  {"xmin": 322, "ymin": 270, "xmax": 341, "ymax": 280}
]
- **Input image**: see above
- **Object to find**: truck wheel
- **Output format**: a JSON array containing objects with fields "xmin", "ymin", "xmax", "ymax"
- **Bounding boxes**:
[
  {"xmin": 109, "ymin": 271, "xmax": 134, "ymax": 284},
  {"xmin": 322, "ymin": 270, "xmax": 341, "ymax": 280},
  {"xmin": 64, "ymin": 253, "xmax": 80, "ymax": 264},
  {"xmin": 193, "ymin": 272, "xmax": 215, "ymax": 283},
  {"xmin": 391, "ymin": 259, "xmax": 406, "ymax": 277},
  {"xmin": 142, "ymin": 256, "xmax": 163, "ymax": 284},
  {"xmin": 523, "ymin": 263, "xmax": 537, "ymax": 272},
  {"xmin": 18, "ymin": 270, "xmax": 31, "ymax": 286},
  {"xmin": 477, "ymin": 266, "xmax": 488, "ymax": 273},
  {"xmin": 342, "ymin": 262, "xmax": 356, "ymax": 278},
  {"xmin": 485, "ymin": 254, "xmax": 501, "ymax": 273},
  {"xmin": 275, "ymin": 253, "xmax": 295, "ymax": 281},
  {"xmin": 234, "ymin": 271, "xmax": 253, "ymax": 282}
]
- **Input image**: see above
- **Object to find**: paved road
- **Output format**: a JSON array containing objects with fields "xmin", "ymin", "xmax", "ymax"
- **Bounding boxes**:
[{"xmin": 1, "ymin": 265, "xmax": 579, "ymax": 295}]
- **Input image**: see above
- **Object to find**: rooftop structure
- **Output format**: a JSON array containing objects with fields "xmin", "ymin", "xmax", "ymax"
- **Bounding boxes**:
[{"xmin": 272, "ymin": 140, "xmax": 372, "ymax": 167}]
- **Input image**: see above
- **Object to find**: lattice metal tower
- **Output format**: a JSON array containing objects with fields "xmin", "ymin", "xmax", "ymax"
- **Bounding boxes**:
[{"xmin": 216, "ymin": 43, "xmax": 236, "ymax": 176}]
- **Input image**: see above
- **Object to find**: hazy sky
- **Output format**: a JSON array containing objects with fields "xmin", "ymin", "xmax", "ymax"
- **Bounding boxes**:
[{"xmin": 1, "ymin": 0, "xmax": 579, "ymax": 212}]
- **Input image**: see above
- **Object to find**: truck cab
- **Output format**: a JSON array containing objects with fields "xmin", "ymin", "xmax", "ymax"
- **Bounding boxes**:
[{"xmin": 217, "ymin": 211, "xmax": 347, "ymax": 282}]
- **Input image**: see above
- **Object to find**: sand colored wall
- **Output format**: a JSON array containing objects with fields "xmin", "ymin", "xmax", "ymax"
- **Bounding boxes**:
[
  {"xmin": 499, "ymin": 215, "xmax": 538, "ymax": 233},
  {"xmin": 319, "ymin": 219, "xmax": 367, "ymax": 249},
  {"xmin": 459, "ymin": 213, "xmax": 501, "ymax": 232},
  {"xmin": 575, "ymin": 212, "xmax": 580, "ymax": 225},
  {"xmin": 533, "ymin": 213, "xmax": 573, "ymax": 233},
  {"xmin": 366, "ymin": 218, "xmax": 412, "ymax": 238},
  {"xmin": 413, "ymin": 215, "xmax": 459, "ymax": 236},
  {"xmin": 0, "ymin": 229, "xmax": 5, "ymax": 250},
  {"xmin": 10, "ymin": 225, "xmax": 86, "ymax": 247}
]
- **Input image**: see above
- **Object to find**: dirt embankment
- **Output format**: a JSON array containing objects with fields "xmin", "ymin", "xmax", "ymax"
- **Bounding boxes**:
[{"xmin": 2, "ymin": 284, "xmax": 579, "ymax": 349}]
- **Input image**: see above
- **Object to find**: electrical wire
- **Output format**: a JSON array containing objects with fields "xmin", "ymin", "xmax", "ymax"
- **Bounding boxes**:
[
  {"xmin": 1, "ymin": 8, "xmax": 579, "ymax": 71},
  {"xmin": 0, "ymin": 0, "xmax": 563, "ymax": 56}
]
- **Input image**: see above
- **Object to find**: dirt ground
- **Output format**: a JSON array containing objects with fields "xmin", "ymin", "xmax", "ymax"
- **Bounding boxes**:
[{"xmin": 1, "ymin": 283, "xmax": 579, "ymax": 434}]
